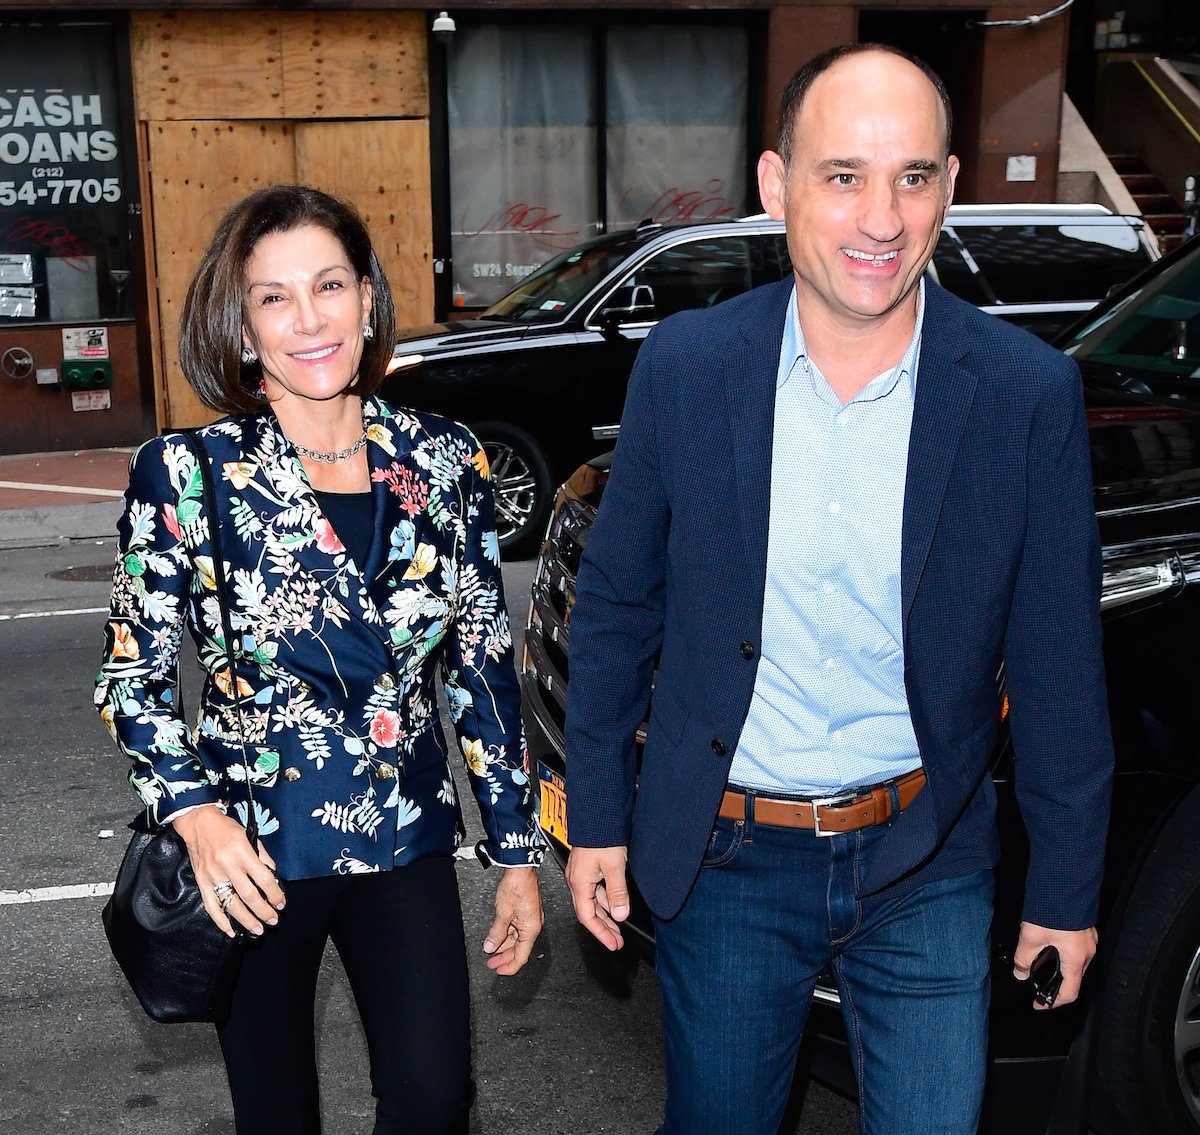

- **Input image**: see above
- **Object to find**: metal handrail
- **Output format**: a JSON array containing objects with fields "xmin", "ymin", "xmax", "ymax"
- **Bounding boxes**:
[{"xmin": 1132, "ymin": 59, "xmax": 1200, "ymax": 147}]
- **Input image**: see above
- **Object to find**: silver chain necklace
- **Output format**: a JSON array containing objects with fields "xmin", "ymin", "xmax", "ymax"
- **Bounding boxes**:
[{"xmin": 290, "ymin": 422, "xmax": 369, "ymax": 464}]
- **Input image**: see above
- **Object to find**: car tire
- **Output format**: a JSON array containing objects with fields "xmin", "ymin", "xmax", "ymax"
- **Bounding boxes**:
[
  {"xmin": 470, "ymin": 421, "xmax": 553, "ymax": 558},
  {"xmin": 1091, "ymin": 785, "xmax": 1200, "ymax": 1135}
]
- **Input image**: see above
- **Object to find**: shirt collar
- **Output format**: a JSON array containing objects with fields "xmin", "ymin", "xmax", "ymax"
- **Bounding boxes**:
[{"xmin": 778, "ymin": 277, "xmax": 925, "ymax": 404}]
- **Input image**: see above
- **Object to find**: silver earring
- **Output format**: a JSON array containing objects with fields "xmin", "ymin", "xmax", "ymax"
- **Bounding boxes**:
[
  {"xmin": 362, "ymin": 324, "xmax": 374, "ymax": 341},
  {"xmin": 241, "ymin": 346, "xmax": 258, "ymax": 364}
]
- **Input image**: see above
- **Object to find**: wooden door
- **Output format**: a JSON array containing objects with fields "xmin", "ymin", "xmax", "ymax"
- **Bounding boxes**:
[{"xmin": 147, "ymin": 120, "xmax": 296, "ymax": 426}]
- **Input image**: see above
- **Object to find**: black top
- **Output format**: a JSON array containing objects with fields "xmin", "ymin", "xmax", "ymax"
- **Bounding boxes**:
[{"xmin": 313, "ymin": 489, "xmax": 374, "ymax": 569}]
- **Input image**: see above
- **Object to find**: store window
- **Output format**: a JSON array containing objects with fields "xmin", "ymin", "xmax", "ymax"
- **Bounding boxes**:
[
  {"xmin": 0, "ymin": 19, "xmax": 135, "ymax": 326},
  {"xmin": 446, "ymin": 21, "xmax": 750, "ymax": 309}
]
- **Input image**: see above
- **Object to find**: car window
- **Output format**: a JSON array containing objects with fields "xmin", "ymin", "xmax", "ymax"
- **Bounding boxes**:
[
  {"xmin": 621, "ymin": 235, "xmax": 759, "ymax": 319},
  {"xmin": 482, "ymin": 239, "xmax": 638, "ymax": 323},
  {"xmin": 930, "ymin": 231, "xmax": 991, "ymax": 306},
  {"xmin": 1065, "ymin": 245, "xmax": 1200, "ymax": 397},
  {"xmin": 754, "ymin": 233, "xmax": 793, "ymax": 288},
  {"xmin": 949, "ymin": 222, "xmax": 1152, "ymax": 304}
]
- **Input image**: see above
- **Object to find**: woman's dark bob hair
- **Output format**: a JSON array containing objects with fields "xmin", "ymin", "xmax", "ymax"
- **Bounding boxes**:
[{"xmin": 179, "ymin": 185, "xmax": 398, "ymax": 415}]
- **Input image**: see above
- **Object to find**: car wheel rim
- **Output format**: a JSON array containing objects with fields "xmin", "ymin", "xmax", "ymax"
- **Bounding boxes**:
[
  {"xmin": 1174, "ymin": 942, "xmax": 1200, "ymax": 1125},
  {"xmin": 484, "ymin": 441, "xmax": 538, "ymax": 543}
]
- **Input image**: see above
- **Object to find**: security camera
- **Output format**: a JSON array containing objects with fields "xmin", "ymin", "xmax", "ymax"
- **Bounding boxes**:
[{"xmin": 432, "ymin": 11, "xmax": 456, "ymax": 44}]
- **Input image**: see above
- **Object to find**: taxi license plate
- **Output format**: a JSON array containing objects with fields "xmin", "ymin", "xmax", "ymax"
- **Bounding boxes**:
[{"xmin": 538, "ymin": 764, "xmax": 571, "ymax": 848}]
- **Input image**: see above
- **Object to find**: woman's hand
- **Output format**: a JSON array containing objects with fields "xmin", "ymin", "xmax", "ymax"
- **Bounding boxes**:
[
  {"xmin": 171, "ymin": 805, "xmax": 286, "ymax": 938},
  {"xmin": 482, "ymin": 866, "xmax": 543, "ymax": 975}
]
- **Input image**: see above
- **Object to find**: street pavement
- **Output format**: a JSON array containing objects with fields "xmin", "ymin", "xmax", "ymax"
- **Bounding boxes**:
[{"xmin": 0, "ymin": 448, "xmax": 860, "ymax": 1135}]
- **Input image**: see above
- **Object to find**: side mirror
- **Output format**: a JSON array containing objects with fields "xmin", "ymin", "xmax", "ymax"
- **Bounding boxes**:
[{"xmin": 598, "ymin": 284, "xmax": 656, "ymax": 333}]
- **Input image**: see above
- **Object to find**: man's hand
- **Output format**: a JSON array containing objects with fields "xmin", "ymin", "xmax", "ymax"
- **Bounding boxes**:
[
  {"xmin": 566, "ymin": 845, "xmax": 630, "ymax": 951},
  {"xmin": 1012, "ymin": 921, "xmax": 1098, "ymax": 1010},
  {"xmin": 482, "ymin": 866, "xmax": 543, "ymax": 975}
]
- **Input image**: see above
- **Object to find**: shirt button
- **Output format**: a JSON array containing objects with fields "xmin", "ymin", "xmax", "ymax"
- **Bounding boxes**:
[
  {"xmin": 832, "ymin": 730, "xmax": 845, "ymax": 744},
  {"xmin": 711, "ymin": 739, "xmax": 727, "ymax": 757},
  {"xmin": 377, "ymin": 762, "xmax": 396, "ymax": 780},
  {"xmin": 837, "ymin": 411, "xmax": 849, "ymax": 425},
  {"xmin": 822, "ymin": 582, "xmax": 835, "ymax": 595},
  {"xmin": 283, "ymin": 767, "xmax": 302, "ymax": 782},
  {"xmin": 825, "ymin": 657, "xmax": 838, "ymax": 670},
  {"xmin": 377, "ymin": 673, "xmax": 397, "ymax": 691},
  {"xmin": 829, "ymin": 500, "xmax": 841, "ymax": 514},
  {"xmin": 739, "ymin": 641, "xmax": 755, "ymax": 659}
]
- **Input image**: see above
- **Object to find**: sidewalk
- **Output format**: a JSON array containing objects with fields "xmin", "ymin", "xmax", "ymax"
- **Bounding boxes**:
[{"xmin": 0, "ymin": 448, "xmax": 131, "ymax": 547}]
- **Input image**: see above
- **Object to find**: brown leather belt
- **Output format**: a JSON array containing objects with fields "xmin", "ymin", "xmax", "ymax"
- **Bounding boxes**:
[{"xmin": 718, "ymin": 767, "xmax": 926, "ymax": 836}]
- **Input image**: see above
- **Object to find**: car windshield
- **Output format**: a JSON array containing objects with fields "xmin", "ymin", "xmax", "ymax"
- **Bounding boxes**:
[
  {"xmin": 1064, "ymin": 245, "xmax": 1200, "ymax": 389},
  {"xmin": 481, "ymin": 239, "xmax": 639, "ymax": 323}
]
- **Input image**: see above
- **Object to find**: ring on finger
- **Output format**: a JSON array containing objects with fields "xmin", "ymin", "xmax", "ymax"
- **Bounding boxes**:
[
  {"xmin": 212, "ymin": 879, "xmax": 234, "ymax": 898},
  {"xmin": 218, "ymin": 891, "xmax": 236, "ymax": 912}
]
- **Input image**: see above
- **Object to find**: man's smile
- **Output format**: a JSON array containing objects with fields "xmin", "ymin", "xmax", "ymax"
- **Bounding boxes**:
[{"xmin": 842, "ymin": 248, "xmax": 899, "ymax": 264}]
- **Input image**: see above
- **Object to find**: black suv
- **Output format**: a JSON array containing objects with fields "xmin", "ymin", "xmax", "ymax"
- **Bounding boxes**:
[
  {"xmin": 521, "ymin": 236, "xmax": 1200, "ymax": 1135},
  {"xmin": 385, "ymin": 207, "xmax": 1157, "ymax": 555}
]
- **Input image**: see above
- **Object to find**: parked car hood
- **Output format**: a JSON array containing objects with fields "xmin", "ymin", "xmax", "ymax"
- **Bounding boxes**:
[{"xmin": 392, "ymin": 318, "xmax": 551, "ymax": 359}]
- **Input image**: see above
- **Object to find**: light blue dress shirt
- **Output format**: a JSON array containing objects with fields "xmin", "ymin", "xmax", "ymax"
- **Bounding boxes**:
[{"xmin": 728, "ymin": 282, "xmax": 926, "ymax": 796}]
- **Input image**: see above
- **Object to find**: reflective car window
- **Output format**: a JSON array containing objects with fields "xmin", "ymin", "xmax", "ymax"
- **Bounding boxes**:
[
  {"xmin": 482, "ymin": 239, "xmax": 638, "ymax": 323},
  {"xmin": 952, "ymin": 223, "xmax": 1152, "ymax": 303},
  {"xmin": 755, "ymin": 233, "xmax": 793, "ymax": 288},
  {"xmin": 620, "ymin": 236, "xmax": 759, "ymax": 318},
  {"xmin": 930, "ymin": 231, "xmax": 991, "ymax": 305},
  {"xmin": 1065, "ymin": 246, "xmax": 1200, "ymax": 392}
]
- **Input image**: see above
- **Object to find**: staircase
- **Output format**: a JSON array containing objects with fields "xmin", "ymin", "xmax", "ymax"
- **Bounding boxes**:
[{"xmin": 1107, "ymin": 154, "xmax": 1191, "ymax": 251}]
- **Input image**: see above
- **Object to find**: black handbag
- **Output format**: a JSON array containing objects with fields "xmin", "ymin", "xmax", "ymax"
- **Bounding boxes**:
[{"xmin": 102, "ymin": 430, "xmax": 261, "ymax": 1024}]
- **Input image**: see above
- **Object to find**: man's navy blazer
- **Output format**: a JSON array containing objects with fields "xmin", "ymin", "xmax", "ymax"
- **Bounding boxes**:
[{"xmin": 565, "ymin": 278, "xmax": 1114, "ymax": 930}]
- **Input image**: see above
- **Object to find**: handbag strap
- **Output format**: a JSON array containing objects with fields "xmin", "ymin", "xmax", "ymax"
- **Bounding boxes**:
[{"xmin": 178, "ymin": 429, "xmax": 259, "ymax": 848}]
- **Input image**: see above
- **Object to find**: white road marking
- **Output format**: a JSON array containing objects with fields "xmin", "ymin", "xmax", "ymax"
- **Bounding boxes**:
[
  {"xmin": 0, "ymin": 606, "xmax": 108, "ymax": 621},
  {"xmin": 0, "ymin": 882, "xmax": 114, "ymax": 905},
  {"xmin": 0, "ymin": 479, "xmax": 124, "ymax": 497}
]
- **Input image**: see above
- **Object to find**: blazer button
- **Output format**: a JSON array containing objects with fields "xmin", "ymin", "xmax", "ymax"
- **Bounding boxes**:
[
  {"xmin": 376, "ymin": 762, "xmax": 396, "ymax": 780},
  {"xmin": 740, "ymin": 641, "xmax": 755, "ymax": 659},
  {"xmin": 711, "ymin": 739, "xmax": 726, "ymax": 757},
  {"xmin": 377, "ymin": 673, "xmax": 397, "ymax": 691},
  {"xmin": 283, "ymin": 767, "xmax": 302, "ymax": 782}
]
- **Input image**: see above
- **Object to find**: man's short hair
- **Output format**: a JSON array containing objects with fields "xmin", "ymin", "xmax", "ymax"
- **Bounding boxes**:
[{"xmin": 777, "ymin": 43, "xmax": 953, "ymax": 167}]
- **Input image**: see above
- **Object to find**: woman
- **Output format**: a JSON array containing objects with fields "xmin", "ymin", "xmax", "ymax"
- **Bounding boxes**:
[{"xmin": 95, "ymin": 185, "xmax": 544, "ymax": 1134}]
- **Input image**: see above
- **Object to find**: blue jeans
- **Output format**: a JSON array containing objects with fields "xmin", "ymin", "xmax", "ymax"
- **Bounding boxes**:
[{"xmin": 652, "ymin": 809, "xmax": 993, "ymax": 1135}]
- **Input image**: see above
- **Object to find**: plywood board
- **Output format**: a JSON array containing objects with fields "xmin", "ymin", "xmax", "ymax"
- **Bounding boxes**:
[
  {"xmin": 132, "ymin": 11, "xmax": 285, "ymax": 122},
  {"xmin": 132, "ymin": 10, "xmax": 427, "ymax": 123},
  {"xmin": 280, "ymin": 11, "xmax": 428, "ymax": 120},
  {"xmin": 297, "ymin": 119, "xmax": 434, "ymax": 328},
  {"xmin": 147, "ymin": 120, "xmax": 296, "ymax": 427}
]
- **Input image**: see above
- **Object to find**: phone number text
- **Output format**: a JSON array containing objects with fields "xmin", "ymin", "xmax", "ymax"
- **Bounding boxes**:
[{"xmin": 0, "ymin": 178, "xmax": 121, "ymax": 206}]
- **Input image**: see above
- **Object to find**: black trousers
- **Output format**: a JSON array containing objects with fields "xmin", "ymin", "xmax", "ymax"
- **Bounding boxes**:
[{"xmin": 216, "ymin": 855, "xmax": 472, "ymax": 1135}]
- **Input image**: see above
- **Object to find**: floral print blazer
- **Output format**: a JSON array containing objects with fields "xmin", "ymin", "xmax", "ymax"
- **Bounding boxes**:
[{"xmin": 95, "ymin": 398, "xmax": 543, "ymax": 878}]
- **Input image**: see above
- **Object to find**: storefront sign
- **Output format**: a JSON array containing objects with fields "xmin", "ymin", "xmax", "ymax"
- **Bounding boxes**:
[{"xmin": 0, "ymin": 29, "xmax": 124, "ymax": 212}]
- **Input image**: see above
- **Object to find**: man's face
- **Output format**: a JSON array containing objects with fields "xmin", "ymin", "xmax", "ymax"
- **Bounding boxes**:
[{"xmin": 758, "ymin": 51, "xmax": 959, "ymax": 334}]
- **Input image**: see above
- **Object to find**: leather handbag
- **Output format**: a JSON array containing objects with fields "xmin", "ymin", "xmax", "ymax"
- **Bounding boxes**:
[{"xmin": 102, "ymin": 430, "xmax": 261, "ymax": 1024}]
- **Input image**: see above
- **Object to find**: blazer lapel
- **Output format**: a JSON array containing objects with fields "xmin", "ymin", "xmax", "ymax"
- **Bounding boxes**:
[
  {"xmin": 726, "ymin": 280, "xmax": 792, "ymax": 587},
  {"xmin": 901, "ymin": 284, "xmax": 979, "ymax": 628}
]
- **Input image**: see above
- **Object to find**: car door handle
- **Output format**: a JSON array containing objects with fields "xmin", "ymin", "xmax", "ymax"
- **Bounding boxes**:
[{"xmin": 1100, "ymin": 554, "xmax": 1184, "ymax": 610}]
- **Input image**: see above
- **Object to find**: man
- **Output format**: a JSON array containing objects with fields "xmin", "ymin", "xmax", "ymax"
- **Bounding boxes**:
[{"xmin": 563, "ymin": 43, "xmax": 1113, "ymax": 1135}]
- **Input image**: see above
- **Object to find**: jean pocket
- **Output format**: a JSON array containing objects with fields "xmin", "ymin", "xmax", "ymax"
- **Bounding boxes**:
[{"xmin": 701, "ymin": 816, "xmax": 745, "ymax": 868}]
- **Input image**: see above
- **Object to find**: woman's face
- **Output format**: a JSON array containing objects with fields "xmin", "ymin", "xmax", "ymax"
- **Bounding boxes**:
[{"xmin": 241, "ymin": 223, "xmax": 373, "ymax": 406}]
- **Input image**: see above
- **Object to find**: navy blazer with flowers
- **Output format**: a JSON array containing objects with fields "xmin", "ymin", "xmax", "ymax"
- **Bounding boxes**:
[{"xmin": 96, "ymin": 398, "xmax": 543, "ymax": 879}]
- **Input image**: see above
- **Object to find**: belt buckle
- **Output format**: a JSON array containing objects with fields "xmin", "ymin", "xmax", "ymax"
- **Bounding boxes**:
[{"xmin": 810, "ymin": 793, "xmax": 856, "ymax": 837}]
